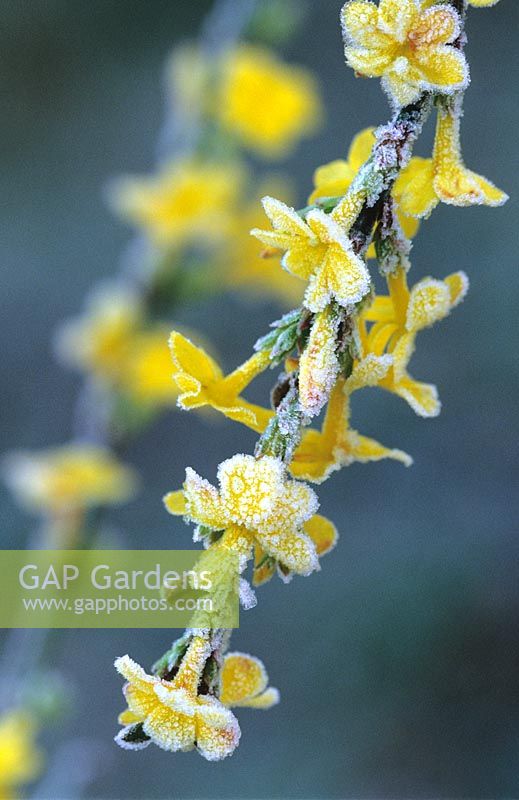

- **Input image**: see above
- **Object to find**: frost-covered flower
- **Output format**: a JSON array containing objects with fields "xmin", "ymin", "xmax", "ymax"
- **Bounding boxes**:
[
  {"xmin": 164, "ymin": 454, "xmax": 325, "ymax": 578},
  {"xmin": 292, "ymin": 370, "xmax": 412, "ymax": 484},
  {"xmin": 216, "ymin": 45, "xmax": 321, "ymax": 158},
  {"xmin": 0, "ymin": 711, "xmax": 41, "ymax": 800},
  {"xmin": 363, "ymin": 269, "xmax": 469, "ymax": 416},
  {"xmin": 115, "ymin": 636, "xmax": 240, "ymax": 760},
  {"xmin": 111, "ymin": 159, "xmax": 243, "ymax": 247},
  {"xmin": 298, "ymin": 306, "xmax": 341, "ymax": 419},
  {"xmin": 225, "ymin": 180, "xmax": 304, "ymax": 306},
  {"xmin": 55, "ymin": 284, "xmax": 142, "ymax": 384},
  {"xmin": 251, "ymin": 196, "xmax": 370, "ymax": 313},
  {"xmin": 309, "ymin": 127, "xmax": 420, "ymax": 254},
  {"xmin": 169, "ymin": 332, "xmax": 273, "ymax": 433},
  {"xmin": 219, "ymin": 653, "xmax": 279, "ymax": 709},
  {"xmin": 3, "ymin": 444, "xmax": 136, "ymax": 515},
  {"xmin": 394, "ymin": 107, "xmax": 508, "ymax": 217},
  {"xmin": 56, "ymin": 285, "xmax": 181, "ymax": 407},
  {"xmin": 341, "ymin": 0, "xmax": 469, "ymax": 109}
]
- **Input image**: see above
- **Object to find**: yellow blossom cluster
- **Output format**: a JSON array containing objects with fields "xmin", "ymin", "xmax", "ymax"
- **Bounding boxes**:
[
  {"xmin": 115, "ymin": 634, "xmax": 278, "ymax": 760},
  {"xmin": 115, "ymin": 0, "xmax": 507, "ymax": 765},
  {"xmin": 0, "ymin": 711, "xmax": 41, "ymax": 800}
]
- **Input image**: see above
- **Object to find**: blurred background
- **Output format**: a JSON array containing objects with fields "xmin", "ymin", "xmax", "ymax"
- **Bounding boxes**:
[{"xmin": 1, "ymin": 1, "xmax": 518, "ymax": 797}]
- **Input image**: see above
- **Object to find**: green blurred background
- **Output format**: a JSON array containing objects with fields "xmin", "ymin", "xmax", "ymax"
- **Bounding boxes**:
[{"xmin": 1, "ymin": 1, "xmax": 518, "ymax": 797}]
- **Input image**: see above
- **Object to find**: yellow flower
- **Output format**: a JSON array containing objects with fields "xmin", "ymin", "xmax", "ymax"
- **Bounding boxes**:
[
  {"xmin": 164, "ymin": 454, "xmax": 330, "ymax": 578},
  {"xmin": 309, "ymin": 127, "xmax": 420, "ymax": 254},
  {"xmin": 362, "ymin": 269, "xmax": 469, "ymax": 416},
  {"xmin": 394, "ymin": 107, "xmax": 508, "ymax": 217},
  {"xmin": 341, "ymin": 0, "xmax": 468, "ymax": 109},
  {"xmin": 468, "ymin": 0, "xmax": 500, "ymax": 5},
  {"xmin": 169, "ymin": 332, "xmax": 273, "ymax": 433},
  {"xmin": 55, "ymin": 285, "xmax": 142, "ymax": 384},
  {"xmin": 219, "ymin": 652, "xmax": 279, "ymax": 709},
  {"xmin": 216, "ymin": 45, "xmax": 321, "ymax": 158},
  {"xmin": 115, "ymin": 636, "xmax": 240, "ymax": 760},
  {"xmin": 111, "ymin": 159, "xmax": 243, "ymax": 247},
  {"xmin": 3, "ymin": 444, "xmax": 136, "ymax": 515},
  {"xmin": 225, "ymin": 180, "xmax": 304, "ymax": 306},
  {"xmin": 121, "ymin": 329, "xmax": 179, "ymax": 407},
  {"xmin": 291, "ymin": 371, "xmax": 412, "ymax": 484},
  {"xmin": 0, "ymin": 711, "xmax": 41, "ymax": 800},
  {"xmin": 251, "ymin": 194, "xmax": 370, "ymax": 313}
]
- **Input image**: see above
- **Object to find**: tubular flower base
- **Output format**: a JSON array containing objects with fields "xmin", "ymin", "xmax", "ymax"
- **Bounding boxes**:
[
  {"xmin": 395, "ymin": 105, "xmax": 508, "ymax": 217},
  {"xmin": 169, "ymin": 332, "xmax": 273, "ymax": 433},
  {"xmin": 292, "ymin": 371, "xmax": 412, "ymax": 484},
  {"xmin": 341, "ymin": 0, "xmax": 469, "ymax": 109},
  {"xmin": 0, "ymin": 711, "xmax": 41, "ymax": 800}
]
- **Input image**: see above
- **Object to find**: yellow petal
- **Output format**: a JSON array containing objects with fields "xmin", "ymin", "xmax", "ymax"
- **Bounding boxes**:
[
  {"xmin": 348, "ymin": 127, "xmax": 376, "ymax": 173},
  {"xmin": 194, "ymin": 697, "xmax": 240, "ymax": 761},
  {"xmin": 218, "ymin": 454, "xmax": 285, "ymax": 527},
  {"xmin": 303, "ymin": 514, "xmax": 338, "ymax": 557},
  {"xmin": 262, "ymin": 196, "xmax": 313, "ymax": 238},
  {"xmin": 118, "ymin": 709, "xmax": 142, "ymax": 726},
  {"xmin": 346, "ymin": 45, "xmax": 397, "ymax": 78},
  {"xmin": 220, "ymin": 653, "xmax": 268, "ymax": 706},
  {"xmin": 391, "ymin": 332, "xmax": 415, "ymax": 383},
  {"xmin": 414, "ymin": 46, "xmax": 468, "ymax": 92},
  {"xmin": 406, "ymin": 277, "xmax": 452, "ymax": 332},
  {"xmin": 346, "ymin": 354, "xmax": 393, "ymax": 392},
  {"xmin": 344, "ymin": 430, "xmax": 412, "ymax": 466},
  {"xmin": 310, "ymin": 160, "xmax": 354, "ymax": 203},
  {"xmin": 468, "ymin": 0, "xmax": 500, "ymax": 6},
  {"xmin": 255, "ymin": 528, "xmax": 318, "ymax": 576},
  {"xmin": 378, "ymin": 0, "xmax": 419, "ymax": 42},
  {"xmin": 183, "ymin": 467, "xmax": 227, "ymax": 529},
  {"xmin": 237, "ymin": 687, "xmax": 280, "ymax": 709},
  {"xmin": 169, "ymin": 332, "xmax": 222, "ymax": 405},
  {"xmin": 163, "ymin": 490, "xmax": 187, "ymax": 516},
  {"xmin": 382, "ymin": 67, "xmax": 423, "ymax": 109},
  {"xmin": 444, "ymin": 271, "xmax": 469, "ymax": 308},
  {"xmin": 218, "ymin": 401, "xmax": 273, "ymax": 434},
  {"xmin": 393, "ymin": 157, "xmax": 438, "ymax": 218},
  {"xmin": 395, "ymin": 376, "xmax": 441, "ymax": 418},
  {"xmin": 341, "ymin": 2, "xmax": 389, "ymax": 49},
  {"xmin": 408, "ymin": 6, "xmax": 460, "ymax": 48},
  {"xmin": 304, "ymin": 214, "xmax": 370, "ymax": 311},
  {"xmin": 290, "ymin": 428, "xmax": 338, "ymax": 484}
]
